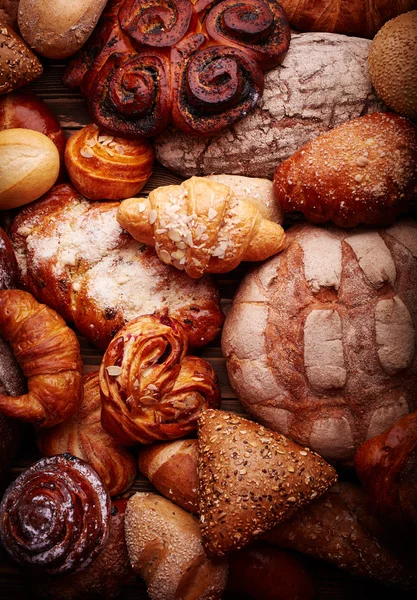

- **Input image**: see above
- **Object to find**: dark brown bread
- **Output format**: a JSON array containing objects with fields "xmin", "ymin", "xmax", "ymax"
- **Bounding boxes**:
[{"xmin": 0, "ymin": 23, "xmax": 42, "ymax": 95}]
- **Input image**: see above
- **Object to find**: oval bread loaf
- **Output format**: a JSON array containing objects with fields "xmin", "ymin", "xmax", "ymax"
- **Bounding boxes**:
[
  {"xmin": 155, "ymin": 32, "xmax": 385, "ymax": 178},
  {"xmin": 18, "ymin": 0, "xmax": 108, "ymax": 59},
  {"xmin": 0, "ymin": 129, "xmax": 59, "ymax": 209}
]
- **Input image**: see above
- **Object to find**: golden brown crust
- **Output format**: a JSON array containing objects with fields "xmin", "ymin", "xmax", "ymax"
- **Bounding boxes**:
[
  {"xmin": 0, "ymin": 289, "xmax": 83, "ymax": 427},
  {"xmin": 264, "ymin": 482, "xmax": 417, "ymax": 589},
  {"xmin": 99, "ymin": 314, "xmax": 220, "ymax": 445},
  {"xmin": 9, "ymin": 183, "xmax": 224, "ymax": 349},
  {"xmin": 0, "ymin": 23, "xmax": 42, "ymax": 95},
  {"xmin": 273, "ymin": 112, "xmax": 417, "ymax": 227},
  {"xmin": 277, "ymin": 0, "xmax": 416, "ymax": 38},
  {"xmin": 198, "ymin": 410, "xmax": 337, "ymax": 556},
  {"xmin": 354, "ymin": 411, "xmax": 417, "ymax": 530},
  {"xmin": 65, "ymin": 124, "xmax": 154, "ymax": 200},
  {"xmin": 138, "ymin": 439, "xmax": 199, "ymax": 514},
  {"xmin": 0, "ymin": 226, "xmax": 17, "ymax": 291},
  {"xmin": 117, "ymin": 177, "xmax": 285, "ymax": 278},
  {"xmin": 38, "ymin": 371, "xmax": 136, "ymax": 496}
]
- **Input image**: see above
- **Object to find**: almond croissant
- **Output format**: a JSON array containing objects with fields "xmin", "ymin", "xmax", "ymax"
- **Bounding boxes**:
[
  {"xmin": 38, "ymin": 371, "xmax": 136, "ymax": 496},
  {"xmin": 117, "ymin": 176, "xmax": 285, "ymax": 279},
  {"xmin": 0, "ymin": 289, "xmax": 83, "ymax": 427}
]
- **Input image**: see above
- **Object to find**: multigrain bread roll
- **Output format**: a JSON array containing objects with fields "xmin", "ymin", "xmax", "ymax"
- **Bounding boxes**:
[
  {"xmin": 9, "ymin": 184, "xmax": 224, "ymax": 349},
  {"xmin": 124, "ymin": 493, "xmax": 228, "ymax": 600},
  {"xmin": 0, "ymin": 23, "xmax": 42, "ymax": 95},
  {"xmin": 0, "ymin": 129, "xmax": 60, "ymax": 209},
  {"xmin": 222, "ymin": 221, "xmax": 417, "ymax": 463},
  {"xmin": 273, "ymin": 112, "xmax": 417, "ymax": 227}
]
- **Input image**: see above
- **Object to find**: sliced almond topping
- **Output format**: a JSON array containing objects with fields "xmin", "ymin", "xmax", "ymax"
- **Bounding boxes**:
[
  {"xmin": 106, "ymin": 365, "xmax": 122, "ymax": 376},
  {"xmin": 208, "ymin": 207, "xmax": 218, "ymax": 220},
  {"xmin": 149, "ymin": 210, "xmax": 157, "ymax": 224},
  {"xmin": 138, "ymin": 202, "xmax": 146, "ymax": 213},
  {"xmin": 159, "ymin": 249, "xmax": 172, "ymax": 264},
  {"xmin": 168, "ymin": 229, "xmax": 182, "ymax": 242},
  {"xmin": 80, "ymin": 146, "xmax": 94, "ymax": 158},
  {"xmin": 85, "ymin": 138, "xmax": 97, "ymax": 147},
  {"xmin": 172, "ymin": 249, "xmax": 185, "ymax": 260},
  {"xmin": 115, "ymin": 145, "xmax": 125, "ymax": 154}
]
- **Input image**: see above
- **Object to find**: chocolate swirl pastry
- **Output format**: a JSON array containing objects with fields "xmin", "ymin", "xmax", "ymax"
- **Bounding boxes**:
[
  {"xmin": 99, "ymin": 314, "xmax": 220, "ymax": 445},
  {"xmin": 64, "ymin": 0, "xmax": 290, "ymax": 137},
  {"xmin": 0, "ymin": 455, "xmax": 110, "ymax": 575}
]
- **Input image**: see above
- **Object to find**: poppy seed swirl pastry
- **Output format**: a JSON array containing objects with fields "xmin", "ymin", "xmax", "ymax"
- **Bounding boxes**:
[{"xmin": 99, "ymin": 314, "xmax": 220, "ymax": 445}]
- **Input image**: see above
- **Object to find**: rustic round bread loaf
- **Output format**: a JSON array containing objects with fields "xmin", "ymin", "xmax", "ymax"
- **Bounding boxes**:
[{"xmin": 222, "ymin": 221, "xmax": 417, "ymax": 462}]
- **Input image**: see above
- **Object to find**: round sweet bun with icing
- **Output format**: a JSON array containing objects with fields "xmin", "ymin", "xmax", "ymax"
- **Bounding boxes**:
[{"xmin": 222, "ymin": 221, "xmax": 417, "ymax": 463}]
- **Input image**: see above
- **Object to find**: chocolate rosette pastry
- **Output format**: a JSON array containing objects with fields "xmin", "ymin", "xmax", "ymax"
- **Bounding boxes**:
[
  {"xmin": 89, "ymin": 51, "xmax": 172, "ymax": 138},
  {"xmin": 171, "ymin": 33, "xmax": 264, "ymax": 135},
  {"xmin": 119, "ymin": 0, "xmax": 198, "ymax": 47},
  {"xmin": 197, "ymin": 0, "xmax": 290, "ymax": 69},
  {"xmin": 0, "ymin": 455, "xmax": 111, "ymax": 575},
  {"xmin": 99, "ymin": 314, "xmax": 220, "ymax": 445}
]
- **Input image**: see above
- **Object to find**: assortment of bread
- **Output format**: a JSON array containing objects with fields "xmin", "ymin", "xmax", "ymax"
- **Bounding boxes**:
[{"xmin": 0, "ymin": 4, "xmax": 417, "ymax": 600}]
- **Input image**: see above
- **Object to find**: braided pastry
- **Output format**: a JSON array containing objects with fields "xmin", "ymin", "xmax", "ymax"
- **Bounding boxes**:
[
  {"xmin": 0, "ymin": 290, "xmax": 82, "ymax": 427},
  {"xmin": 117, "ymin": 176, "xmax": 285, "ymax": 278},
  {"xmin": 65, "ymin": 123, "xmax": 154, "ymax": 200},
  {"xmin": 0, "ymin": 454, "xmax": 110, "ymax": 575},
  {"xmin": 38, "ymin": 372, "xmax": 137, "ymax": 497},
  {"xmin": 99, "ymin": 314, "xmax": 220, "ymax": 445},
  {"xmin": 64, "ymin": 0, "xmax": 290, "ymax": 137}
]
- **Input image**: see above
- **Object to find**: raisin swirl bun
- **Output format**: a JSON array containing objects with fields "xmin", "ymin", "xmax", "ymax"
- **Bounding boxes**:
[
  {"xmin": 99, "ymin": 314, "xmax": 220, "ymax": 445},
  {"xmin": 0, "ymin": 455, "xmax": 111, "ymax": 575}
]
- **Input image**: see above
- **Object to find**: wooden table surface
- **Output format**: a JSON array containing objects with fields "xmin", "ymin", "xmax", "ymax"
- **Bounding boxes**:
[{"xmin": 0, "ymin": 61, "xmax": 415, "ymax": 600}]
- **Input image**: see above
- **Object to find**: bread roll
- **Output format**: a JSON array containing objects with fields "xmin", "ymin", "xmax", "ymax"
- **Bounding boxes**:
[
  {"xmin": 0, "ymin": 128, "xmax": 59, "ymax": 209},
  {"xmin": 0, "ymin": 1, "xmax": 19, "ymax": 29},
  {"xmin": 124, "ymin": 492, "xmax": 228, "ymax": 600},
  {"xmin": 0, "ymin": 23, "xmax": 42, "ymax": 95},
  {"xmin": 18, "ymin": 0, "xmax": 108, "ymax": 59}
]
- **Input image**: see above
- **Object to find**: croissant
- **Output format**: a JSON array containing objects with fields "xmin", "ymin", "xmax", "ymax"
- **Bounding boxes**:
[
  {"xmin": 354, "ymin": 411, "xmax": 417, "ymax": 531},
  {"xmin": 117, "ymin": 177, "xmax": 285, "ymax": 278},
  {"xmin": 0, "ymin": 454, "xmax": 111, "ymax": 575},
  {"xmin": 38, "ymin": 372, "xmax": 137, "ymax": 496},
  {"xmin": 0, "ymin": 289, "xmax": 83, "ymax": 427},
  {"xmin": 65, "ymin": 123, "xmax": 154, "ymax": 200},
  {"xmin": 99, "ymin": 314, "xmax": 220, "ymax": 445}
]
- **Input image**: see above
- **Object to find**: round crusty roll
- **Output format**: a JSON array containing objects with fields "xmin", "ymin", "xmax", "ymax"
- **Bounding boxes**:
[
  {"xmin": 0, "ymin": 1, "xmax": 19, "ymax": 29},
  {"xmin": 124, "ymin": 492, "xmax": 228, "ymax": 600},
  {"xmin": 0, "ymin": 92, "xmax": 67, "ymax": 182},
  {"xmin": 0, "ymin": 128, "xmax": 60, "ymax": 209},
  {"xmin": 273, "ymin": 112, "xmax": 417, "ymax": 227},
  {"xmin": 18, "ymin": 0, "xmax": 108, "ymax": 59},
  {"xmin": 222, "ymin": 220, "xmax": 417, "ymax": 463},
  {"xmin": 65, "ymin": 124, "xmax": 154, "ymax": 200},
  {"xmin": 0, "ymin": 23, "xmax": 42, "ymax": 95}
]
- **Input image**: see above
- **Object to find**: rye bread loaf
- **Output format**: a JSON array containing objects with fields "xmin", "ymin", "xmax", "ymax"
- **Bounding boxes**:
[
  {"xmin": 155, "ymin": 32, "xmax": 385, "ymax": 179},
  {"xmin": 222, "ymin": 221, "xmax": 417, "ymax": 463}
]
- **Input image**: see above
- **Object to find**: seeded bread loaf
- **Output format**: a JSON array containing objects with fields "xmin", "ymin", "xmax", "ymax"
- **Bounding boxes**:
[
  {"xmin": 222, "ymin": 221, "xmax": 417, "ymax": 463},
  {"xmin": 155, "ymin": 32, "xmax": 385, "ymax": 178}
]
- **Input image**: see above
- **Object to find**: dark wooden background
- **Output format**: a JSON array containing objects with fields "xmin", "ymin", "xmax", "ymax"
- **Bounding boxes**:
[{"xmin": 0, "ymin": 61, "xmax": 414, "ymax": 600}]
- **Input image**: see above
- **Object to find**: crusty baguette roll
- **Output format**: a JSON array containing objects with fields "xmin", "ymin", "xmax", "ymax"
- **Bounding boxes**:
[
  {"xmin": 117, "ymin": 177, "xmax": 285, "ymax": 279},
  {"xmin": 207, "ymin": 174, "xmax": 283, "ymax": 224},
  {"xmin": 138, "ymin": 439, "xmax": 199, "ymax": 514},
  {"xmin": 273, "ymin": 112, "xmax": 417, "ymax": 227},
  {"xmin": 18, "ymin": 0, "xmax": 108, "ymax": 59},
  {"xmin": 0, "ymin": 129, "xmax": 60, "ymax": 209},
  {"xmin": 124, "ymin": 492, "xmax": 228, "ymax": 600},
  {"xmin": 0, "ymin": 23, "xmax": 42, "ymax": 95}
]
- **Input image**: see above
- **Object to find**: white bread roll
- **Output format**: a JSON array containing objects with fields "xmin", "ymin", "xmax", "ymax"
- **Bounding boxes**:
[{"xmin": 0, "ymin": 128, "xmax": 59, "ymax": 209}]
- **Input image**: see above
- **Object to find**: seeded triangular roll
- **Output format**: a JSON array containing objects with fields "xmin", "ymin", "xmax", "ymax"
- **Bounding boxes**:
[{"xmin": 197, "ymin": 410, "xmax": 338, "ymax": 556}]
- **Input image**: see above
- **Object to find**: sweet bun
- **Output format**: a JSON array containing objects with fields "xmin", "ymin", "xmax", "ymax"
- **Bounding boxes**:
[
  {"xmin": 273, "ymin": 112, "xmax": 417, "ymax": 227},
  {"xmin": 65, "ymin": 123, "xmax": 154, "ymax": 200},
  {"xmin": 0, "ymin": 23, "xmax": 42, "ymax": 95},
  {"xmin": 222, "ymin": 221, "xmax": 417, "ymax": 463},
  {"xmin": 0, "ymin": 128, "xmax": 60, "ymax": 209}
]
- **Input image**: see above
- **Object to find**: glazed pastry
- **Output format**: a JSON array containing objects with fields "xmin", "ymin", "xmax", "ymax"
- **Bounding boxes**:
[
  {"xmin": 125, "ymin": 492, "xmax": 228, "ymax": 600},
  {"xmin": 64, "ymin": 0, "xmax": 290, "ymax": 137},
  {"xmin": 198, "ymin": 410, "xmax": 337, "ymax": 556},
  {"xmin": 273, "ymin": 112, "xmax": 417, "ymax": 227},
  {"xmin": 0, "ymin": 23, "xmax": 42, "ymax": 95},
  {"xmin": 117, "ymin": 177, "xmax": 285, "ymax": 278},
  {"xmin": 0, "ymin": 289, "xmax": 83, "ymax": 427},
  {"xmin": 0, "ymin": 91, "xmax": 67, "ymax": 182},
  {"xmin": 38, "ymin": 372, "xmax": 137, "ymax": 496},
  {"xmin": 33, "ymin": 499, "xmax": 136, "ymax": 600},
  {"xmin": 354, "ymin": 411, "xmax": 417, "ymax": 530},
  {"xmin": 100, "ymin": 314, "xmax": 220, "ymax": 445},
  {"xmin": 10, "ymin": 184, "xmax": 224, "ymax": 349},
  {"xmin": 0, "ymin": 455, "xmax": 111, "ymax": 575},
  {"xmin": 65, "ymin": 124, "xmax": 154, "ymax": 200}
]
